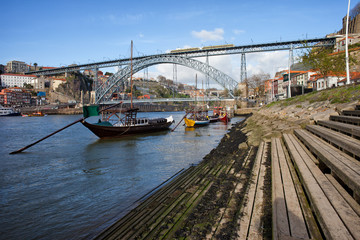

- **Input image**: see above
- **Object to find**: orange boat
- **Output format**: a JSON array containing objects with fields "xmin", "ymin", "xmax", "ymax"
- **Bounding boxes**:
[{"xmin": 23, "ymin": 111, "xmax": 45, "ymax": 117}]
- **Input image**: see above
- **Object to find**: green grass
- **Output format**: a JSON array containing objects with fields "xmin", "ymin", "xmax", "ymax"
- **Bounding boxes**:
[{"xmin": 266, "ymin": 85, "xmax": 360, "ymax": 107}]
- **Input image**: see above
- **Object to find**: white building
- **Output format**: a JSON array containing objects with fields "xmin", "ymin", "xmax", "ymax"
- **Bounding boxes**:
[
  {"xmin": 292, "ymin": 71, "xmax": 317, "ymax": 87},
  {"xmin": 0, "ymin": 73, "xmax": 37, "ymax": 88},
  {"xmin": 30, "ymin": 77, "xmax": 46, "ymax": 89},
  {"xmin": 334, "ymin": 34, "xmax": 360, "ymax": 52}
]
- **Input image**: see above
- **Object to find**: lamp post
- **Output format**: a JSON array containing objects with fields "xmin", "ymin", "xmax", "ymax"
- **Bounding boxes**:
[
  {"xmin": 288, "ymin": 44, "xmax": 293, "ymax": 98},
  {"xmin": 345, "ymin": 0, "xmax": 351, "ymax": 85}
]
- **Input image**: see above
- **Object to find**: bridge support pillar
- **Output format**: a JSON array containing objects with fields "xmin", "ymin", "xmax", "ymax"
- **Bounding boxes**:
[{"xmin": 240, "ymin": 53, "xmax": 247, "ymax": 82}]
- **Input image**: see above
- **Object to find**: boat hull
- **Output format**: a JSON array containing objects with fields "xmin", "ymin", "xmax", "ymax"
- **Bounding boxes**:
[
  {"xmin": 219, "ymin": 114, "xmax": 230, "ymax": 123},
  {"xmin": 0, "ymin": 112, "xmax": 21, "ymax": 117},
  {"xmin": 82, "ymin": 120, "xmax": 173, "ymax": 138},
  {"xmin": 184, "ymin": 118, "xmax": 210, "ymax": 127},
  {"xmin": 208, "ymin": 116, "xmax": 219, "ymax": 123}
]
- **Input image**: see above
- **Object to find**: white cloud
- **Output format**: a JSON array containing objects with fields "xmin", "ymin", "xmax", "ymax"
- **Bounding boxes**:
[
  {"xmin": 139, "ymin": 33, "xmax": 144, "ymax": 38},
  {"xmin": 246, "ymin": 51, "xmax": 289, "ymax": 77},
  {"xmin": 191, "ymin": 28, "xmax": 224, "ymax": 42}
]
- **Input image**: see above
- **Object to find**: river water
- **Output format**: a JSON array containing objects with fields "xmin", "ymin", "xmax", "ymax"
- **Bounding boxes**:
[{"xmin": 0, "ymin": 112, "xmax": 243, "ymax": 240}]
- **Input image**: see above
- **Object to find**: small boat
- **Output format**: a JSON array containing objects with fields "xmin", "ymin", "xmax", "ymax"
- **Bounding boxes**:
[
  {"xmin": 184, "ymin": 117, "xmax": 210, "ymax": 127},
  {"xmin": 212, "ymin": 107, "xmax": 230, "ymax": 123},
  {"xmin": 81, "ymin": 106, "xmax": 174, "ymax": 138},
  {"xmin": 0, "ymin": 105, "xmax": 21, "ymax": 116},
  {"xmin": 24, "ymin": 111, "xmax": 45, "ymax": 117},
  {"xmin": 184, "ymin": 105, "xmax": 210, "ymax": 127},
  {"xmin": 219, "ymin": 113, "xmax": 230, "ymax": 123}
]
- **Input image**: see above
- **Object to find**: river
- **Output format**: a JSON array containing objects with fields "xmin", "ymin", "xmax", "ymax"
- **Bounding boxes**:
[{"xmin": 0, "ymin": 112, "xmax": 243, "ymax": 240}]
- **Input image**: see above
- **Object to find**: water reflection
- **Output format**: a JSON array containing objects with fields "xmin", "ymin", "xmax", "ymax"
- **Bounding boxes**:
[{"xmin": 0, "ymin": 113, "xmax": 243, "ymax": 239}]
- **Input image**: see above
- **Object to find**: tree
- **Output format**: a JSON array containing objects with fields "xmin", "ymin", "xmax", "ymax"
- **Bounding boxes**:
[
  {"xmin": 34, "ymin": 63, "xmax": 38, "ymax": 71},
  {"xmin": 23, "ymin": 83, "xmax": 33, "ymax": 89},
  {"xmin": 233, "ymin": 88, "xmax": 243, "ymax": 97},
  {"xmin": 157, "ymin": 75, "xmax": 167, "ymax": 83},
  {"xmin": 301, "ymin": 46, "xmax": 356, "ymax": 87},
  {"xmin": 245, "ymin": 72, "xmax": 270, "ymax": 98}
]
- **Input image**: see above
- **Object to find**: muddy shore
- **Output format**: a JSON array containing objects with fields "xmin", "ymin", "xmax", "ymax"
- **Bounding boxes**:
[{"xmin": 93, "ymin": 114, "xmax": 275, "ymax": 239}]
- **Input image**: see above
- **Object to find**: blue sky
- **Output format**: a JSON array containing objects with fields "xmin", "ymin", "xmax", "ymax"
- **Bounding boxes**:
[{"xmin": 0, "ymin": 0, "xmax": 356, "ymax": 86}]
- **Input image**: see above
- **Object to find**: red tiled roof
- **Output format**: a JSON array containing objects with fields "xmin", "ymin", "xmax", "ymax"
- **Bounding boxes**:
[{"xmin": 1, "ymin": 73, "xmax": 37, "ymax": 77}]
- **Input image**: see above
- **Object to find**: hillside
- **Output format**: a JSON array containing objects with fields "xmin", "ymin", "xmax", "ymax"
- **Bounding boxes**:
[{"xmin": 243, "ymin": 84, "xmax": 360, "ymax": 146}]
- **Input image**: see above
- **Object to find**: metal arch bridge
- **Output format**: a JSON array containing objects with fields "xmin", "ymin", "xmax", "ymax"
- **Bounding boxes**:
[
  {"xmin": 26, "ymin": 37, "xmax": 336, "ymax": 102},
  {"xmin": 27, "ymin": 37, "xmax": 336, "ymax": 76},
  {"xmin": 95, "ymin": 55, "xmax": 238, "ymax": 103}
]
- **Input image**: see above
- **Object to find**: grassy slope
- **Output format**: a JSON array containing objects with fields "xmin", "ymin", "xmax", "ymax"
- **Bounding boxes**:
[{"xmin": 266, "ymin": 84, "xmax": 360, "ymax": 108}]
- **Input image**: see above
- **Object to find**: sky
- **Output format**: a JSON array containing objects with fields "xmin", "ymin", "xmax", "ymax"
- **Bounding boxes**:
[{"xmin": 0, "ymin": 0, "xmax": 356, "ymax": 88}]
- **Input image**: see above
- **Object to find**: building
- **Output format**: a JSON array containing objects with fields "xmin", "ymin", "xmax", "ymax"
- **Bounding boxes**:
[
  {"xmin": 338, "ymin": 72, "xmax": 360, "ymax": 86},
  {"xmin": 334, "ymin": 35, "xmax": 360, "ymax": 52},
  {"xmin": 0, "ymin": 87, "xmax": 31, "ymax": 106},
  {"xmin": 292, "ymin": 71, "xmax": 317, "ymax": 87},
  {"xmin": 30, "ymin": 77, "xmax": 46, "ymax": 89},
  {"xmin": 6, "ymin": 60, "xmax": 29, "ymax": 73},
  {"xmin": 52, "ymin": 78, "xmax": 66, "ymax": 90},
  {"xmin": 0, "ymin": 73, "xmax": 37, "ymax": 88},
  {"xmin": 308, "ymin": 72, "xmax": 357, "ymax": 90}
]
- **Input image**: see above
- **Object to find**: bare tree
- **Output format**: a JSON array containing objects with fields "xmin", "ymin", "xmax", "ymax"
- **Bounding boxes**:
[{"xmin": 245, "ymin": 72, "xmax": 270, "ymax": 98}]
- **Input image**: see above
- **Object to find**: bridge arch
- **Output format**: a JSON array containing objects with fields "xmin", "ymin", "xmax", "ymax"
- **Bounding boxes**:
[{"xmin": 95, "ymin": 55, "xmax": 238, "ymax": 103}]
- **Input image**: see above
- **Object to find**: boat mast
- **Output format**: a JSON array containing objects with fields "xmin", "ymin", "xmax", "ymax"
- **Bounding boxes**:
[
  {"xmin": 195, "ymin": 73, "xmax": 197, "ymax": 104},
  {"xmin": 130, "ymin": 40, "xmax": 134, "ymax": 109}
]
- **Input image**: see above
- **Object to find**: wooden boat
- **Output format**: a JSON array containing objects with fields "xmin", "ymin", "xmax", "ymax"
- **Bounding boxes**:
[
  {"xmin": 219, "ymin": 113, "xmax": 230, "ymax": 123},
  {"xmin": 82, "ymin": 41, "xmax": 174, "ymax": 138},
  {"xmin": 184, "ymin": 105, "xmax": 210, "ymax": 127},
  {"xmin": 184, "ymin": 117, "xmax": 210, "ymax": 127},
  {"xmin": 24, "ymin": 111, "xmax": 45, "ymax": 117},
  {"xmin": 81, "ymin": 107, "xmax": 174, "ymax": 138},
  {"xmin": 212, "ymin": 107, "xmax": 230, "ymax": 123}
]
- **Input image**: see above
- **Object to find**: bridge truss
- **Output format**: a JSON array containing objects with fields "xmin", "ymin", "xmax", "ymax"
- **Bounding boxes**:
[{"xmin": 95, "ymin": 55, "xmax": 238, "ymax": 103}]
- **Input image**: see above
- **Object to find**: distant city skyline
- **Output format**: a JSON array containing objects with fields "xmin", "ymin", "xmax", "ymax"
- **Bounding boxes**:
[{"xmin": 0, "ymin": 0, "xmax": 357, "ymax": 88}]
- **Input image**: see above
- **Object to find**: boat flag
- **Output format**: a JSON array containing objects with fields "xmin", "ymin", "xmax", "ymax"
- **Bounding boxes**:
[{"xmin": 83, "ymin": 105, "xmax": 99, "ymax": 118}]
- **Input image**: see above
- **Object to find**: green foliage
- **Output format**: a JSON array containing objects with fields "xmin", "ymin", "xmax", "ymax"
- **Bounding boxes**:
[
  {"xmin": 23, "ymin": 83, "xmax": 33, "ymax": 89},
  {"xmin": 301, "ymin": 46, "xmax": 357, "ymax": 81}
]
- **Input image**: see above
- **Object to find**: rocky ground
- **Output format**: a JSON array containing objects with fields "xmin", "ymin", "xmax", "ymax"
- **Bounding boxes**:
[{"xmin": 96, "ymin": 94, "xmax": 360, "ymax": 239}]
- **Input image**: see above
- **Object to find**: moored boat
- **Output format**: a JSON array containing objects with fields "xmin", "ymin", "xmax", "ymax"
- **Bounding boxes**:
[
  {"xmin": 81, "ymin": 106, "xmax": 174, "ymax": 138},
  {"xmin": 212, "ymin": 107, "xmax": 230, "ymax": 123},
  {"xmin": 82, "ymin": 41, "xmax": 174, "ymax": 138},
  {"xmin": 23, "ymin": 111, "xmax": 45, "ymax": 117},
  {"xmin": 184, "ymin": 117, "xmax": 210, "ymax": 127},
  {"xmin": 0, "ymin": 105, "xmax": 21, "ymax": 116},
  {"xmin": 184, "ymin": 105, "xmax": 210, "ymax": 127}
]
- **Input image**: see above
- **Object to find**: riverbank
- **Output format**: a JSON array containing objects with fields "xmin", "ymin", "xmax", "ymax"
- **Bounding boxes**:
[
  {"xmin": 94, "ymin": 116, "xmax": 261, "ymax": 239},
  {"xmin": 93, "ymin": 89, "xmax": 360, "ymax": 239}
]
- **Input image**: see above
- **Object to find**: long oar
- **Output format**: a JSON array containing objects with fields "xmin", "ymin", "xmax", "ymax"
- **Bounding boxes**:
[
  {"xmin": 171, "ymin": 112, "xmax": 189, "ymax": 132},
  {"xmin": 10, "ymin": 102, "xmax": 123, "ymax": 155},
  {"xmin": 10, "ymin": 117, "xmax": 85, "ymax": 154}
]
